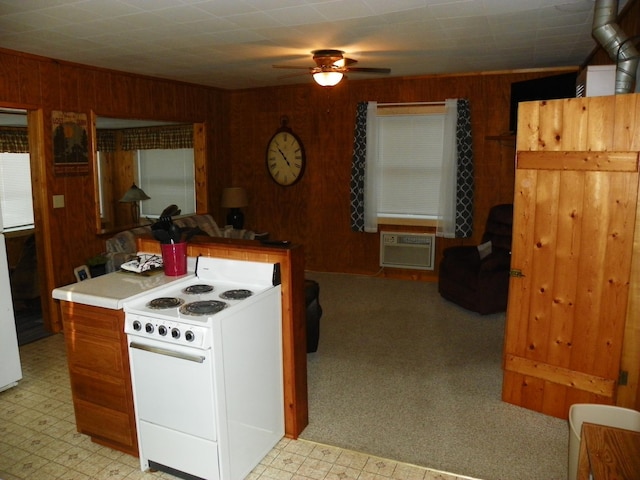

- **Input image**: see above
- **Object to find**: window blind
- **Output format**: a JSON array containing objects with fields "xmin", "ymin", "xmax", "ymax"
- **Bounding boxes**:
[
  {"xmin": 0, "ymin": 153, "xmax": 34, "ymax": 231},
  {"xmin": 138, "ymin": 149, "xmax": 195, "ymax": 217},
  {"xmin": 377, "ymin": 114, "xmax": 445, "ymax": 219}
]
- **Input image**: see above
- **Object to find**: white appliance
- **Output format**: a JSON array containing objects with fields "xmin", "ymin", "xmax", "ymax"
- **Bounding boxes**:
[
  {"xmin": 576, "ymin": 65, "xmax": 616, "ymax": 97},
  {"xmin": 0, "ymin": 201, "xmax": 23, "ymax": 392},
  {"xmin": 123, "ymin": 256, "xmax": 284, "ymax": 480},
  {"xmin": 380, "ymin": 231, "xmax": 435, "ymax": 270}
]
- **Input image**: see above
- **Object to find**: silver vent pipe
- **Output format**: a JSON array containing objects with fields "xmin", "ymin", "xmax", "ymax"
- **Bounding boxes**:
[{"xmin": 592, "ymin": 0, "xmax": 638, "ymax": 94}]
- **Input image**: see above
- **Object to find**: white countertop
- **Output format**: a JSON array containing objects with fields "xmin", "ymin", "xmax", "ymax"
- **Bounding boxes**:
[{"xmin": 52, "ymin": 270, "xmax": 194, "ymax": 310}]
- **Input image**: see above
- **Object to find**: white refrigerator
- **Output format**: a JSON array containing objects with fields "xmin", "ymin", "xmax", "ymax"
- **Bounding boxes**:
[{"xmin": 0, "ymin": 201, "xmax": 22, "ymax": 392}]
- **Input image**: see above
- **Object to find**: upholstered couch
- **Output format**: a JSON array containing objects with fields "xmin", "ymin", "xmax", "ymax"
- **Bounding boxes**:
[{"xmin": 104, "ymin": 214, "xmax": 255, "ymax": 272}]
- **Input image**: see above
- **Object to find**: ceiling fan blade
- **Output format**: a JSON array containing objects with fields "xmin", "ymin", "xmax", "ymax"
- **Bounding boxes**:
[
  {"xmin": 343, "ymin": 57, "xmax": 358, "ymax": 66},
  {"xmin": 277, "ymin": 72, "xmax": 312, "ymax": 79},
  {"xmin": 346, "ymin": 67, "xmax": 391, "ymax": 74},
  {"xmin": 272, "ymin": 65, "xmax": 313, "ymax": 70}
]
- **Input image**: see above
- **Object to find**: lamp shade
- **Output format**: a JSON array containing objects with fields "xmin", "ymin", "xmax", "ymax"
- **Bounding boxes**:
[
  {"xmin": 313, "ymin": 71, "xmax": 343, "ymax": 87},
  {"xmin": 221, "ymin": 187, "xmax": 248, "ymax": 208},
  {"xmin": 119, "ymin": 183, "xmax": 150, "ymax": 202}
]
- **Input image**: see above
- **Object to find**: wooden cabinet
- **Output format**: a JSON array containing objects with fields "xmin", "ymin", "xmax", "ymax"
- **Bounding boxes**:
[
  {"xmin": 502, "ymin": 94, "xmax": 640, "ymax": 418},
  {"xmin": 60, "ymin": 301, "xmax": 138, "ymax": 456}
]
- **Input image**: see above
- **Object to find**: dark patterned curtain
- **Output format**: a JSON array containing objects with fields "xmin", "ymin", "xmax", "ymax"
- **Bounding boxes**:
[
  {"xmin": 455, "ymin": 99, "xmax": 474, "ymax": 238},
  {"xmin": 350, "ymin": 102, "xmax": 368, "ymax": 232}
]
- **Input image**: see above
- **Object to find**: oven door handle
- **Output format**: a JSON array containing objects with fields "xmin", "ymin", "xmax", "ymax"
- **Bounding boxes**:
[{"xmin": 129, "ymin": 342, "xmax": 205, "ymax": 363}]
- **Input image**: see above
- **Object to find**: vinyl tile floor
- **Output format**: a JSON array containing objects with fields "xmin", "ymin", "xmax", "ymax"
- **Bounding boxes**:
[{"xmin": 0, "ymin": 334, "xmax": 479, "ymax": 480}]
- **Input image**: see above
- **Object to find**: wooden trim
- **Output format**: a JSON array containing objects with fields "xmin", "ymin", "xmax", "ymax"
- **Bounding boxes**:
[
  {"xmin": 516, "ymin": 151, "xmax": 639, "ymax": 172},
  {"xmin": 504, "ymin": 354, "xmax": 616, "ymax": 397},
  {"xmin": 378, "ymin": 217, "xmax": 437, "ymax": 227},
  {"xmin": 28, "ymin": 109, "xmax": 61, "ymax": 332}
]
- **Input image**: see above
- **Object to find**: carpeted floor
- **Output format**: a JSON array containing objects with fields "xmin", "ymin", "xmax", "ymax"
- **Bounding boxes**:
[{"xmin": 300, "ymin": 271, "xmax": 569, "ymax": 480}]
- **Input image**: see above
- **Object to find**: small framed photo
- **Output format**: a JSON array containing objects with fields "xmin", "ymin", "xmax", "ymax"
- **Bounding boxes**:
[{"xmin": 74, "ymin": 265, "xmax": 91, "ymax": 282}]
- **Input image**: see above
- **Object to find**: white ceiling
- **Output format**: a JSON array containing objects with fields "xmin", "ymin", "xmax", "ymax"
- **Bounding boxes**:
[{"xmin": 0, "ymin": 0, "xmax": 629, "ymax": 90}]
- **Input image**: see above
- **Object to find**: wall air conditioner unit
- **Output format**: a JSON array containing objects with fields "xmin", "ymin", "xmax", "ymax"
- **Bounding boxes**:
[
  {"xmin": 380, "ymin": 232, "xmax": 435, "ymax": 270},
  {"xmin": 576, "ymin": 65, "xmax": 616, "ymax": 97}
]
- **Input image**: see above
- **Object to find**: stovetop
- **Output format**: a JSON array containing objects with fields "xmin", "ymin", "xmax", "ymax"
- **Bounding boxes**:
[{"xmin": 123, "ymin": 257, "xmax": 280, "ymax": 348}]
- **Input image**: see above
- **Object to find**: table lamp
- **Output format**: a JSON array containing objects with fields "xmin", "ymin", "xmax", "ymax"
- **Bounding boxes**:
[
  {"xmin": 119, "ymin": 183, "xmax": 150, "ymax": 225},
  {"xmin": 221, "ymin": 187, "xmax": 248, "ymax": 229}
]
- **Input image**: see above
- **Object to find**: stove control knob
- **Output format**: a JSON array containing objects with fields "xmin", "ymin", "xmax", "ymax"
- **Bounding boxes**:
[
  {"xmin": 185, "ymin": 331, "xmax": 195, "ymax": 342},
  {"xmin": 145, "ymin": 323, "xmax": 154, "ymax": 334},
  {"xmin": 158, "ymin": 325, "xmax": 167, "ymax": 336},
  {"xmin": 171, "ymin": 328, "xmax": 180, "ymax": 339},
  {"xmin": 132, "ymin": 320, "xmax": 142, "ymax": 331}
]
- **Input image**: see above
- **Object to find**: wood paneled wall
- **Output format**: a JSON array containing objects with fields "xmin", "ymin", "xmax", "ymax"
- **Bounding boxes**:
[
  {"xmin": 227, "ymin": 69, "xmax": 575, "ymax": 279},
  {"xmin": 1, "ymin": 0, "xmax": 637, "ymax": 331},
  {"xmin": 0, "ymin": 48, "xmax": 228, "ymax": 330}
]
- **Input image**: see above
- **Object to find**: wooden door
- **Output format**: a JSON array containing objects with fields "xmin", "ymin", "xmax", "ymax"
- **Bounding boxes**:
[{"xmin": 502, "ymin": 94, "xmax": 640, "ymax": 419}]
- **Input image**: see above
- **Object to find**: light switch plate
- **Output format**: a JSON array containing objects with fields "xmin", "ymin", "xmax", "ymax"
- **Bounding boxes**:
[{"xmin": 53, "ymin": 195, "xmax": 65, "ymax": 208}]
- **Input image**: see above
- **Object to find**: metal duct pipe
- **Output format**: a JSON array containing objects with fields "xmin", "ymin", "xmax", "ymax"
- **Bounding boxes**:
[{"xmin": 592, "ymin": 0, "xmax": 639, "ymax": 94}]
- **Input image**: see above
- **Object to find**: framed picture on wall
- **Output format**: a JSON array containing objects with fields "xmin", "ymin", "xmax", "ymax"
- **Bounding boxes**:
[
  {"xmin": 52, "ymin": 110, "xmax": 89, "ymax": 176},
  {"xmin": 73, "ymin": 265, "xmax": 91, "ymax": 282}
]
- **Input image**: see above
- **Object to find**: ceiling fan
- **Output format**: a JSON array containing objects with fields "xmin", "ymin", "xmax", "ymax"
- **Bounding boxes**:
[{"xmin": 273, "ymin": 49, "xmax": 391, "ymax": 86}]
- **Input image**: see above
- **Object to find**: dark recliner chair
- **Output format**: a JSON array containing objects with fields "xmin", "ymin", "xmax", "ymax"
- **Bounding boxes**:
[{"xmin": 438, "ymin": 204, "xmax": 514, "ymax": 315}]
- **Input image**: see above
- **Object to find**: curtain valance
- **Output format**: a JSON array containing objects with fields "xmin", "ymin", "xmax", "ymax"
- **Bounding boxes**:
[{"xmin": 0, "ymin": 128, "xmax": 29, "ymax": 153}]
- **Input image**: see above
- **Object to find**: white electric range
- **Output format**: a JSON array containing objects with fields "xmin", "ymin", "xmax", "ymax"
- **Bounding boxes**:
[{"xmin": 123, "ymin": 256, "xmax": 284, "ymax": 480}]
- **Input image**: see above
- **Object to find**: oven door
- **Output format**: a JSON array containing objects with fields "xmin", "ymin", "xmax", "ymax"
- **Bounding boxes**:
[{"xmin": 128, "ymin": 337, "xmax": 217, "ymax": 441}]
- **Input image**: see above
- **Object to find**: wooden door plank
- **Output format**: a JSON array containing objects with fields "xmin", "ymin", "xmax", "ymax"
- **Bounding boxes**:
[
  {"xmin": 525, "ymin": 170, "xmax": 560, "ymax": 363},
  {"xmin": 561, "ymin": 97, "xmax": 589, "ymax": 151},
  {"xmin": 504, "ymin": 168, "xmax": 538, "ymax": 357},
  {"xmin": 615, "ymin": 94, "xmax": 640, "ymax": 410},
  {"xmin": 504, "ymin": 354, "xmax": 616, "ymax": 397},
  {"xmin": 547, "ymin": 170, "xmax": 584, "ymax": 369},
  {"xmin": 517, "ymin": 151, "xmax": 639, "ymax": 171}
]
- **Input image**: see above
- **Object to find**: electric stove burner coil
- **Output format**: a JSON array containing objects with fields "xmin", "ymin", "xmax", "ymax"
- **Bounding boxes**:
[
  {"xmin": 180, "ymin": 300, "xmax": 228, "ymax": 316},
  {"xmin": 219, "ymin": 289, "xmax": 253, "ymax": 300},
  {"xmin": 184, "ymin": 284, "xmax": 214, "ymax": 294},
  {"xmin": 146, "ymin": 297, "xmax": 185, "ymax": 309}
]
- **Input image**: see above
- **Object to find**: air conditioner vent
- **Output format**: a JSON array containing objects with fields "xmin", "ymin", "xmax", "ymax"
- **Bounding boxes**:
[{"xmin": 380, "ymin": 232, "xmax": 435, "ymax": 270}]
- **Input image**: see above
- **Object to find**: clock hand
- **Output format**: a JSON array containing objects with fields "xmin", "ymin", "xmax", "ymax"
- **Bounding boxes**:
[{"xmin": 277, "ymin": 147, "xmax": 291, "ymax": 166}]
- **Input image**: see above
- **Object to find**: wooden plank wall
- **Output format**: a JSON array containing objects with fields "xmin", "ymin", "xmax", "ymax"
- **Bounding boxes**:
[
  {"xmin": 227, "ymin": 70, "xmax": 567, "ymax": 279},
  {"xmin": 1, "ymin": 0, "xmax": 637, "ymax": 330},
  {"xmin": 504, "ymin": 94, "xmax": 640, "ymax": 416},
  {"xmin": 1, "ymin": 45, "xmax": 576, "ymax": 332},
  {"xmin": 0, "ymin": 48, "xmax": 229, "ymax": 330}
]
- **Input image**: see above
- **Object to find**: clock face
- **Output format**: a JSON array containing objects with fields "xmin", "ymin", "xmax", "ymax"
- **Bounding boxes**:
[{"xmin": 266, "ymin": 131, "xmax": 305, "ymax": 186}]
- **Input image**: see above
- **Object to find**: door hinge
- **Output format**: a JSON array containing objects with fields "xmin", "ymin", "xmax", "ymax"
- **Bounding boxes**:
[
  {"xmin": 619, "ymin": 370, "xmax": 628, "ymax": 386},
  {"xmin": 509, "ymin": 269, "xmax": 525, "ymax": 278}
]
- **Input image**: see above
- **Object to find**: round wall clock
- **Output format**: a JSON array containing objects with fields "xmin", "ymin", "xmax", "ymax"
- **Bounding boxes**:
[{"xmin": 265, "ymin": 116, "xmax": 306, "ymax": 186}]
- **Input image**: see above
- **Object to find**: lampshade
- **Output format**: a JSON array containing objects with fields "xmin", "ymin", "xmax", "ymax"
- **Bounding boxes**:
[
  {"xmin": 313, "ymin": 71, "xmax": 343, "ymax": 87},
  {"xmin": 119, "ymin": 183, "xmax": 150, "ymax": 202},
  {"xmin": 220, "ymin": 187, "xmax": 248, "ymax": 208}
]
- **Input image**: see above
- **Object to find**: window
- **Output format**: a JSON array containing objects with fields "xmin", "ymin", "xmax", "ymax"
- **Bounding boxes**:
[
  {"xmin": 0, "ymin": 152, "xmax": 34, "ymax": 231},
  {"xmin": 376, "ymin": 110, "xmax": 446, "ymax": 220},
  {"xmin": 138, "ymin": 148, "xmax": 195, "ymax": 217},
  {"xmin": 354, "ymin": 100, "xmax": 472, "ymax": 238}
]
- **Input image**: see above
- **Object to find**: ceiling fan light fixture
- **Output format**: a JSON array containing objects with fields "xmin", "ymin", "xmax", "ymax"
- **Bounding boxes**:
[{"xmin": 313, "ymin": 71, "xmax": 343, "ymax": 86}]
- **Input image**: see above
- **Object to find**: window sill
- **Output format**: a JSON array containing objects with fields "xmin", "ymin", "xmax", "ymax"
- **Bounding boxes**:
[{"xmin": 378, "ymin": 217, "xmax": 437, "ymax": 227}]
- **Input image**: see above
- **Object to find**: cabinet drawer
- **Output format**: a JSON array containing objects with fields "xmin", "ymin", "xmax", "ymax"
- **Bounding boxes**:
[{"xmin": 74, "ymin": 398, "xmax": 136, "ymax": 451}]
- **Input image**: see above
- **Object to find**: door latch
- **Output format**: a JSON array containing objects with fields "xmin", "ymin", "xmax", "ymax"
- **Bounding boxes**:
[{"xmin": 509, "ymin": 269, "xmax": 525, "ymax": 278}]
